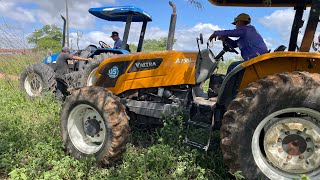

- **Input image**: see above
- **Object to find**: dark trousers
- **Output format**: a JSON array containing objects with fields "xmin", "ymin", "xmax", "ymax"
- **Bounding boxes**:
[{"xmin": 227, "ymin": 61, "xmax": 244, "ymax": 74}]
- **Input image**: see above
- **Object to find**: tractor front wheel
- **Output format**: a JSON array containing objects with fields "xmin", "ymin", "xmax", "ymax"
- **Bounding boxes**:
[
  {"xmin": 60, "ymin": 86, "xmax": 130, "ymax": 165},
  {"xmin": 20, "ymin": 63, "xmax": 56, "ymax": 97},
  {"xmin": 221, "ymin": 72, "xmax": 320, "ymax": 179},
  {"xmin": 79, "ymin": 53, "xmax": 115, "ymax": 87}
]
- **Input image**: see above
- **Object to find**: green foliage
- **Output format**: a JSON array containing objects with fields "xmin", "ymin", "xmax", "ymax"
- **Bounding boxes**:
[
  {"xmin": 0, "ymin": 54, "xmax": 236, "ymax": 179},
  {"xmin": 36, "ymin": 37, "xmax": 62, "ymax": 53},
  {"xmin": 129, "ymin": 37, "xmax": 177, "ymax": 52},
  {"xmin": 232, "ymin": 171, "xmax": 245, "ymax": 180},
  {"xmin": 300, "ymin": 175, "xmax": 311, "ymax": 180},
  {"xmin": 27, "ymin": 24, "xmax": 63, "ymax": 53},
  {"xmin": 216, "ymin": 58, "xmax": 237, "ymax": 74},
  {"xmin": 0, "ymin": 53, "xmax": 43, "ymax": 76},
  {"xmin": 201, "ymin": 58, "xmax": 236, "ymax": 92},
  {"xmin": 27, "ymin": 25, "xmax": 62, "ymax": 44},
  {"xmin": 0, "ymin": 77, "xmax": 229, "ymax": 179},
  {"xmin": 143, "ymin": 37, "xmax": 172, "ymax": 51}
]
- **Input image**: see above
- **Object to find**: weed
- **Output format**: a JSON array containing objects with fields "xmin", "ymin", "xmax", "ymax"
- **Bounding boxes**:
[{"xmin": 0, "ymin": 54, "xmax": 231, "ymax": 179}]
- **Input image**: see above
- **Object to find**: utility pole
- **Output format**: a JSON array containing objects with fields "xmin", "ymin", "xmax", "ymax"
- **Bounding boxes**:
[
  {"xmin": 77, "ymin": 31, "xmax": 82, "ymax": 50},
  {"xmin": 66, "ymin": 0, "xmax": 70, "ymax": 47}
]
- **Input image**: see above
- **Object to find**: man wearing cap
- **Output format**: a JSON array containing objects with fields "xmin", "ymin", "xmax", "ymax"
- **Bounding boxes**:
[
  {"xmin": 54, "ymin": 47, "xmax": 90, "ymax": 100},
  {"xmin": 104, "ymin": 31, "xmax": 123, "ymax": 49},
  {"xmin": 209, "ymin": 13, "xmax": 268, "ymax": 73},
  {"xmin": 54, "ymin": 46, "xmax": 89, "ymax": 76}
]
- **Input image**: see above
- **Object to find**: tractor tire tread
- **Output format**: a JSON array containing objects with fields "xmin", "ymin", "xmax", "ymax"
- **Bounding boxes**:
[{"xmin": 221, "ymin": 71, "xmax": 320, "ymax": 178}]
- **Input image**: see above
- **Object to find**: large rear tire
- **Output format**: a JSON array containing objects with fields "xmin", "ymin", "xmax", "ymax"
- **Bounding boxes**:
[
  {"xmin": 221, "ymin": 72, "xmax": 320, "ymax": 179},
  {"xmin": 79, "ymin": 53, "xmax": 115, "ymax": 87},
  {"xmin": 60, "ymin": 86, "xmax": 130, "ymax": 165},
  {"xmin": 19, "ymin": 63, "xmax": 56, "ymax": 97}
]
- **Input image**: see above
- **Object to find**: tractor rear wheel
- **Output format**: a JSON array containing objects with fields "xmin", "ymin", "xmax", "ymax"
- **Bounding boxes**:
[
  {"xmin": 20, "ymin": 63, "xmax": 56, "ymax": 97},
  {"xmin": 60, "ymin": 86, "xmax": 130, "ymax": 165},
  {"xmin": 221, "ymin": 72, "xmax": 320, "ymax": 179},
  {"xmin": 79, "ymin": 53, "xmax": 115, "ymax": 87}
]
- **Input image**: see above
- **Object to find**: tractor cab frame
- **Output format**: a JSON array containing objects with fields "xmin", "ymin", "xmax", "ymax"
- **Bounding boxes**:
[
  {"xmin": 89, "ymin": 6, "xmax": 153, "ymax": 52},
  {"xmin": 209, "ymin": 0, "xmax": 319, "ymax": 52}
]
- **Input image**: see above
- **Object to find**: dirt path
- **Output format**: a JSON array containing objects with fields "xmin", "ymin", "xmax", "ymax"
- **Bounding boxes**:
[{"xmin": 0, "ymin": 73, "xmax": 19, "ymax": 81}]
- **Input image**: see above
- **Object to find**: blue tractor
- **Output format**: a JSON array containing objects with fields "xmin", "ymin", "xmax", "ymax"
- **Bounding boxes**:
[{"xmin": 20, "ymin": 6, "xmax": 153, "ymax": 97}]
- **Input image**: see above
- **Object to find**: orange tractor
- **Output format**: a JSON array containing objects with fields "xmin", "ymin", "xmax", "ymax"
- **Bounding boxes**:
[{"xmin": 60, "ymin": 0, "xmax": 320, "ymax": 179}]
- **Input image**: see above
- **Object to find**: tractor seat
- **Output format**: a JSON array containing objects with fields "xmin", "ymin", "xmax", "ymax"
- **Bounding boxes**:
[{"xmin": 274, "ymin": 45, "xmax": 287, "ymax": 52}]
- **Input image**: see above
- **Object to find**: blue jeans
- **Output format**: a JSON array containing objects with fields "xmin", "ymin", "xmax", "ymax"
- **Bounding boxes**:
[{"xmin": 227, "ymin": 61, "xmax": 244, "ymax": 74}]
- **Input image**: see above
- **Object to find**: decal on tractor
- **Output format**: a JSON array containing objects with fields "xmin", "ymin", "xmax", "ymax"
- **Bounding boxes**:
[
  {"xmin": 135, "ymin": 62, "xmax": 157, "ymax": 69},
  {"xmin": 96, "ymin": 61, "xmax": 132, "ymax": 88},
  {"xmin": 108, "ymin": 66, "xmax": 119, "ymax": 78},
  {"xmin": 175, "ymin": 58, "xmax": 192, "ymax": 64},
  {"xmin": 128, "ymin": 58, "xmax": 162, "ymax": 72}
]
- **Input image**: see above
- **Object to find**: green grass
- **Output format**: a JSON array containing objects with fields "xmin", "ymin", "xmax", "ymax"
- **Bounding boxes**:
[
  {"xmin": 0, "ymin": 53, "xmax": 233, "ymax": 179},
  {"xmin": 0, "ymin": 53, "xmax": 44, "ymax": 76},
  {"xmin": 0, "ymin": 79, "xmax": 229, "ymax": 179}
]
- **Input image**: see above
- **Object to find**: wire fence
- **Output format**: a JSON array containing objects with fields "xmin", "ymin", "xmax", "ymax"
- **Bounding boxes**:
[{"xmin": 0, "ymin": 21, "xmax": 53, "ymax": 95}]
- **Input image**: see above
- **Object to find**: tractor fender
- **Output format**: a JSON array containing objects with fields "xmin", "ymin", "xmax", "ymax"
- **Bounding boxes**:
[
  {"xmin": 216, "ymin": 63, "xmax": 244, "ymax": 108},
  {"xmin": 217, "ymin": 51, "xmax": 320, "ymax": 108},
  {"xmin": 42, "ymin": 53, "xmax": 59, "ymax": 64},
  {"xmin": 89, "ymin": 48, "xmax": 130, "ymax": 57}
]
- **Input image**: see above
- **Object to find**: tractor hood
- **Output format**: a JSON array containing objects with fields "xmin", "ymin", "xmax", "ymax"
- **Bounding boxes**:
[
  {"xmin": 208, "ymin": 0, "xmax": 312, "ymax": 7},
  {"xmin": 89, "ymin": 6, "xmax": 152, "ymax": 22}
]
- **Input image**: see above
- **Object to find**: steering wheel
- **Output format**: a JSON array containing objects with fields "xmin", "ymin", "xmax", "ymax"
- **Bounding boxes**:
[
  {"xmin": 99, "ymin": 41, "xmax": 109, "ymax": 48},
  {"xmin": 222, "ymin": 39, "xmax": 239, "ymax": 54}
]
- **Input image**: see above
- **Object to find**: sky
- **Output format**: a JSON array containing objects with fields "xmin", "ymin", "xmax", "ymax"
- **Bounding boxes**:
[{"xmin": 0, "ymin": 0, "xmax": 319, "ymax": 56}]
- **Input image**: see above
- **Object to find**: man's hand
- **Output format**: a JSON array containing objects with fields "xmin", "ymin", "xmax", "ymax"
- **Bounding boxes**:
[
  {"xmin": 72, "ymin": 50, "xmax": 79, "ymax": 55},
  {"xmin": 103, "ymin": 44, "xmax": 111, "ymax": 48},
  {"xmin": 218, "ymin": 36, "xmax": 226, "ymax": 41},
  {"xmin": 209, "ymin": 33, "xmax": 226, "ymax": 42},
  {"xmin": 209, "ymin": 33, "xmax": 217, "ymax": 42}
]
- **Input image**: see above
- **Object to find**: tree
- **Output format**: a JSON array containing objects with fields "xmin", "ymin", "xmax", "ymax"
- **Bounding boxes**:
[
  {"xmin": 129, "ymin": 37, "xmax": 177, "ymax": 52},
  {"xmin": 188, "ymin": 0, "xmax": 203, "ymax": 8},
  {"xmin": 28, "ymin": 25, "xmax": 63, "ymax": 53}
]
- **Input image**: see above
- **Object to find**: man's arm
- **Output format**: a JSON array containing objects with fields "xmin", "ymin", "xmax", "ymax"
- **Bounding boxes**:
[
  {"xmin": 209, "ymin": 28, "xmax": 246, "ymax": 42},
  {"xmin": 225, "ymin": 37, "xmax": 238, "ymax": 48},
  {"xmin": 72, "ymin": 56, "xmax": 89, "ymax": 61},
  {"xmin": 214, "ymin": 28, "xmax": 246, "ymax": 38}
]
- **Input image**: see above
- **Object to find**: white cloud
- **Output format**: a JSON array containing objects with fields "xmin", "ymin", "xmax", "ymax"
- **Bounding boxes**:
[
  {"xmin": 70, "ymin": 22, "xmax": 225, "ymax": 56},
  {"xmin": 259, "ymin": 7, "xmax": 320, "ymax": 50},
  {"xmin": 0, "ymin": 23, "xmax": 30, "ymax": 49},
  {"xmin": 174, "ymin": 23, "xmax": 221, "ymax": 51},
  {"xmin": 70, "ymin": 31, "xmax": 113, "ymax": 49},
  {"xmin": 100, "ymin": 22, "xmax": 223, "ymax": 51},
  {"xmin": 259, "ymin": 8, "xmax": 295, "ymax": 38},
  {"xmin": 0, "ymin": 0, "xmax": 116, "ymax": 29},
  {"xmin": 0, "ymin": 1, "xmax": 36, "ymax": 23},
  {"xmin": 263, "ymin": 37, "xmax": 275, "ymax": 50}
]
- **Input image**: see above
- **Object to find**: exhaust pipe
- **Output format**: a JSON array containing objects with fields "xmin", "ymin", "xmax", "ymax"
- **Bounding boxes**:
[
  {"xmin": 166, "ymin": 1, "xmax": 176, "ymax": 50},
  {"xmin": 61, "ymin": 15, "xmax": 66, "ymax": 48}
]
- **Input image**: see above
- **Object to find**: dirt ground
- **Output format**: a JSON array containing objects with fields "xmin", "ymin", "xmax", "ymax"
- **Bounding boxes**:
[{"xmin": 0, "ymin": 73, "xmax": 18, "ymax": 81}]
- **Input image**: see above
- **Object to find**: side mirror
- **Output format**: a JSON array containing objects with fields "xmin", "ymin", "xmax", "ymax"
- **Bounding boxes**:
[{"xmin": 199, "ymin": 33, "xmax": 204, "ymax": 44}]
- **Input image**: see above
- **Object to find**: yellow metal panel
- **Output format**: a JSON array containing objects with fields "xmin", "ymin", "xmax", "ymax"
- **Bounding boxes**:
[
  {"xmin": 239, "ymin": 52, "xmax": 320, "ymax": 90},
  {"xmin": 96, "ymin": 50, "xmax": 198, "ymax": 95}
]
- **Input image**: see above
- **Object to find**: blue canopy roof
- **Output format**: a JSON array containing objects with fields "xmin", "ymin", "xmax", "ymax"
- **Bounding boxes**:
[{"xmin": 89, "ymin": 6, "xmax": 152, "ymax": 22}]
